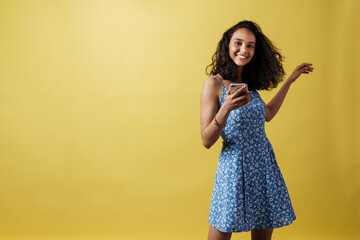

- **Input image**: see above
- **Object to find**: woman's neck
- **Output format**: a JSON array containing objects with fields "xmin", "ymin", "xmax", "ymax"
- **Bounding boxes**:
[{"xmin": 237, "ymin": 67, "xmax": 243, "ymax": 83}]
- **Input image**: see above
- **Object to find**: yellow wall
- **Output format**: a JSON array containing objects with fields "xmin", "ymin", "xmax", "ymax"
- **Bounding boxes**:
[{"xmin": 0, "ymin": 0, "xmax": 359, "ymax": 239}]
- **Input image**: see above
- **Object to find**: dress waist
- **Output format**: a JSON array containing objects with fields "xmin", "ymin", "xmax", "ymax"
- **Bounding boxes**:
[{"xmin": 221, "ymin": 133, "xmax": 269, "ymax": 148}]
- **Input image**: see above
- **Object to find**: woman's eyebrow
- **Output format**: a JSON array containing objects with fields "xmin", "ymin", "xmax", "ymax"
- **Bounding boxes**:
[{"xmin": 233, "ymin": 38, "xmax": 256, "ymax": 44}]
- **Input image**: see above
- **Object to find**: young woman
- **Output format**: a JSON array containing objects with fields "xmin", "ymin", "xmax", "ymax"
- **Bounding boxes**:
[{"xmin": 200, "ymin": 20, "xmax": 313, "ymax": 240}]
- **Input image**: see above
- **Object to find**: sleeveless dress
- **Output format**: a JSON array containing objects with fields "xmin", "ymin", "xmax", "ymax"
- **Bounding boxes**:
[{"xmin": 208, "ymin": 76, "xmax": 296, "ymax": 232}]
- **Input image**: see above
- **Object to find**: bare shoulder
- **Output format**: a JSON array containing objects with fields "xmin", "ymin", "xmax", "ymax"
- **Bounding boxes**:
[{"xmin": 202, "ymin": 76, "xmax": 222, "ymax": 98}]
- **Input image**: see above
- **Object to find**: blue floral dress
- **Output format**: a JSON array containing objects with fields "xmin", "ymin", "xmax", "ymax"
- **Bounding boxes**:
[{"xmin": 208, "ymin": 77, "xmax": 296, "ymax": 232}]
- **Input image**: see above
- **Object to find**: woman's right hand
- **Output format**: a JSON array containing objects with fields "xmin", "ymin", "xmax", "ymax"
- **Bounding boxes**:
[
  {"xmin": 200, "ymin": 78, "xmax": 250, "ymax": 149},
  {"xmin": 223, "ymin": 86, "xmax": 251, "ymax": 113}
]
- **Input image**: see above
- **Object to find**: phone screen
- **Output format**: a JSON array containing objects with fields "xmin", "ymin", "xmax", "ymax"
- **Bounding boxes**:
[{"xmin": 229, "ymin": 83, "xmax": 248, "ymax": 95}]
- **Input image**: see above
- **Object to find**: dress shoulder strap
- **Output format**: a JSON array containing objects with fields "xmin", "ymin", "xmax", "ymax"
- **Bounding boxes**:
[{"xmin": 213, "ymin": 76, "xmax": 225, "ymax": 88}]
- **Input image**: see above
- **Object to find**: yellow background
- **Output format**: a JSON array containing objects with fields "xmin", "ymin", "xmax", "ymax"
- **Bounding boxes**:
[{"xmin": 0, "ymin": 0, "xmax": 359, "ymax": 239}]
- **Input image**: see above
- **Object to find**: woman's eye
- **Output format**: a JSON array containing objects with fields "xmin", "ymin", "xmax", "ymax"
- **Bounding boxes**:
[
  {"xmin": 248, "ymin": 45, "xmax": 254, "ymax": 48},
  {"xmin": 235, "ymin": 42, "xmax": 241, "ymax": 46}
]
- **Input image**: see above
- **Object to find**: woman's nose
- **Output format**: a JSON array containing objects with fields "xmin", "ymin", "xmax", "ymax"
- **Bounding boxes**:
[{"xmin": 240, "ymin": 45, "xmax": 247, "ymax": 53}]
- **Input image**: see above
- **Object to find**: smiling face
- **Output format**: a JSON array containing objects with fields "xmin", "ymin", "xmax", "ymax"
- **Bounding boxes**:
[{"xmin": 229, "ymin": 28, "xmax": 256, "ymax": 68}]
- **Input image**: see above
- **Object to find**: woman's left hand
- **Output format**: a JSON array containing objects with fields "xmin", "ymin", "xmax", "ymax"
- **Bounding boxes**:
[{"xmin": 287, "ymin": 63, "xmax": 314, "ymax": 83}]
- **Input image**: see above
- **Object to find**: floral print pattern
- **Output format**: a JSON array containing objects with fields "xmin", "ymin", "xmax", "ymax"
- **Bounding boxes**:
[{"xmin": 209, "ymin": 78, "xmax": 296, "ymax": 232}]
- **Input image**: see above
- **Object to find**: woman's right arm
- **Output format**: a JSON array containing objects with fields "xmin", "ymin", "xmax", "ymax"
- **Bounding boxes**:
[{"xmin": 200, "ymin": 77, "xmax": 250, "ymax": 149}]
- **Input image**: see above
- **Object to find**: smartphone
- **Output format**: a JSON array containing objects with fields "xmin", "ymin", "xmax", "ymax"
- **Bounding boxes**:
[{"xmin": 229, "ymin": 83, "xmax": 248, "ymax": 95}]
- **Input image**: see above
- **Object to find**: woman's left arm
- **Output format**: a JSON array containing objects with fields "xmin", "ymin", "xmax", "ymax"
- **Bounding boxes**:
[{"xmin": 265, "ymin": 63, "xmax": 314, "ymax": 122}]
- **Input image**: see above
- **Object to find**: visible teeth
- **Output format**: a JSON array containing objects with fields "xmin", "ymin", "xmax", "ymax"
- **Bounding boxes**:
[{"xmin": 239, "ymin": 56, "xmax": 246, "ymax": 59}]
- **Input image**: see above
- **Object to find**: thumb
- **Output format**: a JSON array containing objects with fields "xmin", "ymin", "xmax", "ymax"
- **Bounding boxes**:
[{"xmin": 226, "ymin": 89, "xmax": 231, "ymax": 96}]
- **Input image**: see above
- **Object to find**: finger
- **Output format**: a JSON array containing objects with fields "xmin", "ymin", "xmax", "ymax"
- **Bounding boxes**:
[
  {"xmin": 238, "ymin": 98, "xmax": 250, "ymax": 107},
  {"xmin": 234, "ymin": 95, "xmax": 249, "ymax": 104},
  {"xmin": 300, "ymin": 64, "xmax": 311, "ymax": 69},
  {"xmin": 224, "ymin": 89, "xmax": 231, "ymax": 98},
  {"xmin": 297, "ymin": 63, "xmax": 313, "ymax": 70},
  {"xmin": 304, "ymin": 66, "xmax": 313, "ymax": 72},
  {"xmin": 232, "ymin": 86, "xmax": 248, "ymax": 97},
  {"xmin": 299, "ymin": 65, "xmax": 312, "ymax": 73},
  {"xmin": 301, "ymin": 63, "xmax": 313, "ymax": 66},
  {"xmin": 234, "ymin": 85, "xmax": 246, "ymax": 93}
]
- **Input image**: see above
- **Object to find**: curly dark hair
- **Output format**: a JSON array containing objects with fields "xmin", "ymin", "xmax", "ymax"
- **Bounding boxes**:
[{"xmin": 206, "ymin": 20, "xmax": 285, "ymax": 91}]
